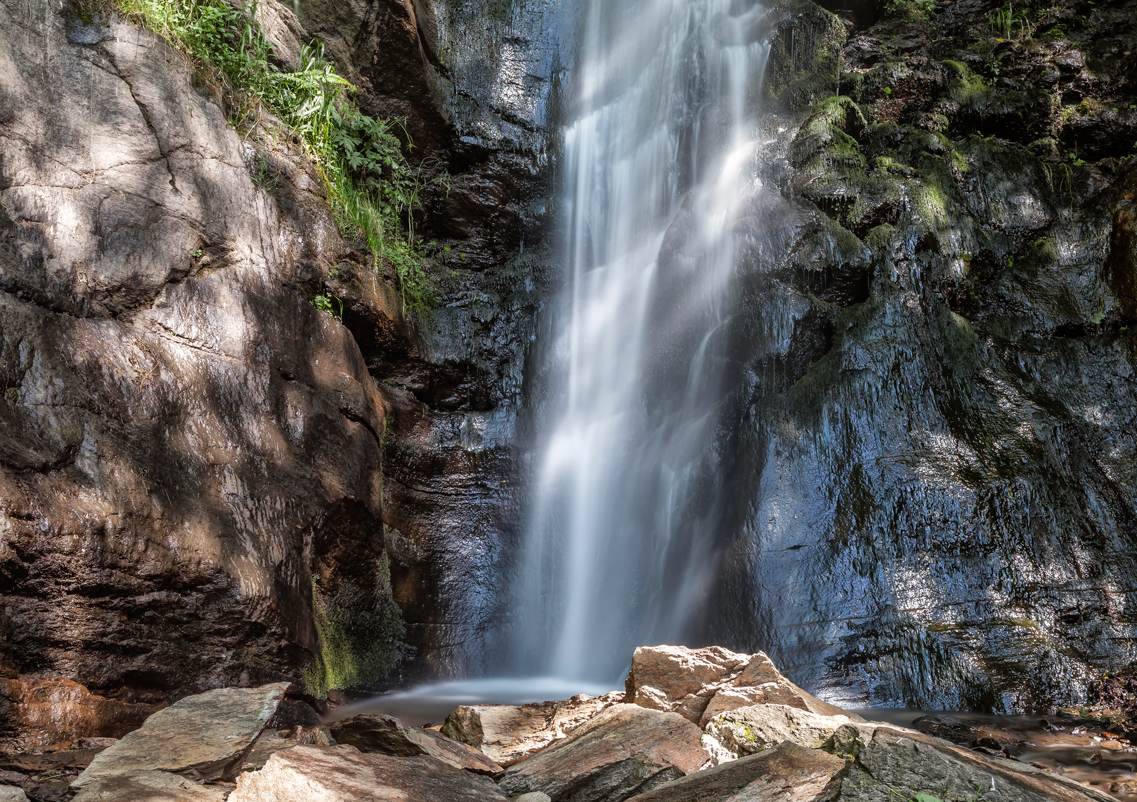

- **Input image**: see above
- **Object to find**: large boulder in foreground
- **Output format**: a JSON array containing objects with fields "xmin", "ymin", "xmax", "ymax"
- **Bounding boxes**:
[
  {"xmin": 442, "ymin": 692, "xmax": 623, "ymax": 766},
  {"xmin": 624, "ymin": 646, "xmax": 856, "ymax": 726},
  {"xmin": 72, "ymin": 684, "xmax": 287, "ymax": 787},
  {"xmin": 625, "ymin": 741, "xmax": 846, "ymax": 802},
  {"xmin": 228, "ymin": 745, "xmax": 510, "ymax": 802},
  {"xmin": 329, "ymin": 713, "xmax": 503, "ymax": 774},
  {"xmin": 497, "ymin": 704, "xmax": 707, "ymax": 802}
]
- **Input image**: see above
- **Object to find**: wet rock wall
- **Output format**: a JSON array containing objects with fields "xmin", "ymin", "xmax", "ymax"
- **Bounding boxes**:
[{"xmin": 692, "ymin": 0, "xmax": 1137, "ymax": 711}]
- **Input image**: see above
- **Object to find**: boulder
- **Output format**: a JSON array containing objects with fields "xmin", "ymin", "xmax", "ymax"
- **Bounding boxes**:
[
  {"xmin": 624, "ymin": 741, "xmax": 847, "ymax": 802},
  {"xmin": 704, "ymin": 704, "xmax": 864, "ymax": 761},
  {"xmin": 828, "ymin": 724, "xmax": 1117, "ymax": 802},
  {"xmin": 497, "ymin": 704, "xmax": 707, "ymax": 802},
  {"xmin": 623, "ymin": 646, "xmax": 857, "ymax": 726},
  {"xmin": 329, "ymin": 713, "xmax": 503, "ymax": 774},
  {"xmin": 442, "ymin": 692, "xmax": 623, "ymax": 766},
  {"xmin": 228, "ymin": 745, "xmax": 510, "ymax": 801},
  {"xmin": 70, "ymin": 770, "xmax": 227, "ymax": 802},
  {"xmin": 72, "ymin": 684, "xmax": 288, "ymax": 787}
]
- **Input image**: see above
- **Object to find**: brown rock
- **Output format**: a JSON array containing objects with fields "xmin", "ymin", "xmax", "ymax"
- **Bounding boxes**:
[
  {"xmin": 72, "ymin": 684, "xmax": 287, "ymax": 788},
  {"xmin": 330, "ymin": 713, "xmax": 503, "ymax": 774},
  {"xmin": 442, "ymin": 692, "xmax": 623, "ymax": 767},
  {"xmin": 623, "ymin": 646, "xmax": 858, "ymax": 727},
  {"xmin": 625, "ymin": 741, "xmax": 846, "ymax": 802},
  {"xmin": 228, "ymin": 745, "xmax": 510, "ymax": 801},
  {"xmin": 0, "ymin": 675, "xmax": 162, "ymax": 752},
  {"xmin": 70, "ymin": 770, "xmax": 227, "ymax": 802},
  {"xmin": 497, "ymin": 704, "xmax": 708, "ymax": 802}
]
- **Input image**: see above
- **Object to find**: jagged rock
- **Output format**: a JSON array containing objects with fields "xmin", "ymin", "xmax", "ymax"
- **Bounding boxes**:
[
  {"xmin": 442, "ymin": 692, "xmax": 623, "ymax": 766},
  {"xmin": 228, "ymin": 745, "xmax": 510, "ymax": 801},
  {"xmin": 623, "ymin": 646, "xmax": 857, "ymax": 726},
  {"xmin": 0, "ymin": 787, "xmax": 29, "ymax": 802},
  {"xmin": 828, "ymin": 724, "xmax": 1116, "ymax": 802},
  {"xmin": 329, "ymin": 713, "xmax": 503, "ymax": 774},
  {"xmin": 497, "ymin": 704, "xmax": 707, "ymax": 802},
  {"xmin": 625, "ymin": 741, "xmax": 847, "ymax": 802},
  {"xmin": 72, "ymin": 684, "xmax": 287, "ymax": 788},
  {"xmin": 703, "ymin": 704, "xmax": 864, "ymax": 762},
  {"xmin": 70, "ymin": 770, "xmax": 227, "ymax": 802}
]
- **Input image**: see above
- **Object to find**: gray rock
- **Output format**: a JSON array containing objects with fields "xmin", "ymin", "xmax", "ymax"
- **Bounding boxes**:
[
  {"xmin": 703, "ymin": 704, "xmax": 866, "ymax": 762},
  {"xmin": 497, "ymin": 704, "xmax": 707, "ymax": 802},
  {"xmin": 625, "ymin": 741, "xmax": 846, "ymax": 802},
  {"xmin": 228, "ymin": 745, "xmax": 510, "ymax": 801},
  {"xmin": 512, "ymin": 794, "xmax": 553, "ymax": 802},
  {"xmin": 329, "ymin": 713, "xmax": 503, "ymax": 774},
  {"xmin": 828, "ymin": 724, "xmax": 1116, "ymax": 802},
  {"xmin": 70, "ymin": 770, "xmax": 226, "ymax": 802},
  {"xmin": 0, "ymin": 787, "xmax": 30, "ymax": 802},
  {"xmin": 72, "ymin": 684, "xmax": 288, "ymax": 787}
]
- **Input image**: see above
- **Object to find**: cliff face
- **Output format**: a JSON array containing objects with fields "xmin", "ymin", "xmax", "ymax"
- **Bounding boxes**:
[
  {"xmin": 0, "ymin": 0, "xmax": 567, "ymax": 736},
  {"xmin": 691, "ymin": 0, "xmax": 1137, "ymax": 710},
  {"xmin": 3, "ymin": 0, "xmax": 1136, "ymax": 731},
  {"xmin": 0, "ymin": 0, "xmax": 391, "ymax": 735}
]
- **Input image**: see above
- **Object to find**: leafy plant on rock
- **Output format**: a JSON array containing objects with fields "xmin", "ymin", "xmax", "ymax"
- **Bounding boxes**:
[{"xmin": 105, "ymin": 0, "xmax": 441, "ymax": 319}]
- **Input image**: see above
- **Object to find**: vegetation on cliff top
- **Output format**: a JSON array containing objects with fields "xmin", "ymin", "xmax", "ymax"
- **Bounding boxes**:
[{"xmin": 90, "ymin": 0, "xmax": 438, "ymax": 318}]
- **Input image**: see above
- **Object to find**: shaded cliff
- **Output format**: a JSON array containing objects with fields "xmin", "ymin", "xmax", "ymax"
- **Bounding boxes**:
[{"xmin": 686, "ymin": 0, "xmax": 1137, "ymax": 710}]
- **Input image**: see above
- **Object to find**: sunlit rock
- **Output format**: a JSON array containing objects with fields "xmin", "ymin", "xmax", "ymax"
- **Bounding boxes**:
[
  {"xmin": 71, "ymin": 684, "xmax": 287, "ymax": 788},
  {"xmin": 441, "ymin": 691, "xmax": 623, "ymax": 766},
  {"xmin": 497, "ymin": 704, "xmax": 707, "ymax": 802},
  {"xmin": 624, "ymin": 646, "xmax": 857, "ymax": 727},
  {"xmin": 228, "ymin": 745, "xmax": 509, "ymax": 802},
  {"xmin": 624, "ymin": 741, "xmax": 847, "ymax": 802}
]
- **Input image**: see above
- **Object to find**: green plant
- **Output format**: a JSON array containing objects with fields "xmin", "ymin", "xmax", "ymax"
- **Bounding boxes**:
[
  {"xmin": 886, "ymin": 0, "xmax": 936, "ymax": 21},
  {"xmin": 989, "ymin": 3, "xmax": 1032, "ymax": 38},
  {"xmin": 312, "ymin": 291, "xmax": 342, "ymax": 320},
  {"xmin": 113, "ymin": 0, "xmax": 438, "ymax": 319}
]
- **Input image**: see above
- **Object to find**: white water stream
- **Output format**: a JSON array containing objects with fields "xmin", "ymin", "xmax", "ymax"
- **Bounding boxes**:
[{"xmin": 508, "ymin": 0, "xmax": 774, "ymax": 683}]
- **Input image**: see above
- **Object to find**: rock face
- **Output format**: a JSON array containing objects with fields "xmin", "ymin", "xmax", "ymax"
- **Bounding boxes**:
[
  {"xmin": 0, "ymin": 675, "xmax": 162, "ymax": 752},
  {"xmin": 691, "ymin": 0, "xmax": 1137, "ymax": 710},
  {"xmin": 624, "ymin": 646, "xmax": 855, "ymax": 727},
  {"xmin": 0, "ymin": 0, "xmax": 405, "ymax": 721},
  {"xmin": 441, "ymin": 692, "xmax": 623, "ymax": 767},
  {"xmin": 72, "ymin": 684, "xmax": 287, "ymax": 787},
  {"xmin": 328, "ymin": 712, "xmax": 503, "ymax": 774},
  {"xmin": 624, "ymin": 742, "xmax": 846, "ymax": 802},
  {"xmin": 228, "ymin": 745, "xmax": 510, "ymax": 802},
  {"xmin": 497, "ymin": 704, "xmax": 707, "ymax": 802},
  {"xmin": 254, "ymin": 0, "xmax": 565, "ymax": 681}
]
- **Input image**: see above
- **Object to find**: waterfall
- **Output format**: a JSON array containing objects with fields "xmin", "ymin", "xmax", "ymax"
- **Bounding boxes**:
[{"xmin": 510, "ymin": 0, "xmax": 774, "ymax": 682}]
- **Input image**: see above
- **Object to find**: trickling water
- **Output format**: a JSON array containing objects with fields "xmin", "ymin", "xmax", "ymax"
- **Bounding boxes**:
[{"xmin": 509, "ymin": 0, "xmax": 775, "ymax": 683}]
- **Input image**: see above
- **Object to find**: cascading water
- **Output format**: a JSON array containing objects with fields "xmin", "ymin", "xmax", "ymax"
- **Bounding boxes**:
[{"xmin": 509, "ymin": 0, "xmax": 776, "ymax": 683}]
